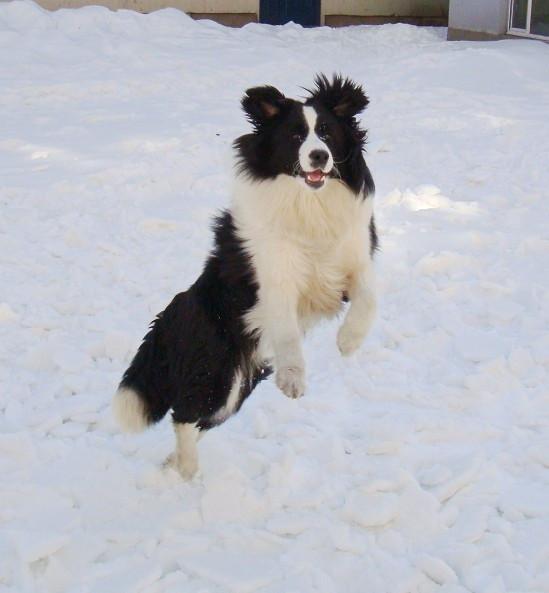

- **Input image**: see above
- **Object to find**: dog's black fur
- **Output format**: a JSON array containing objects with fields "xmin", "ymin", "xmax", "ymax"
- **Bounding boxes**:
[{"xmin": 118, "ymin": 211, "xmax": 270, "ymax": 430}]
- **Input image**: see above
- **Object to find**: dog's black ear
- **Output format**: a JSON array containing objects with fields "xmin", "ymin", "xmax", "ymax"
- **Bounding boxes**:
[
  {"xmin": 308, "ymin": 74, "xmax": 369, "ymax": 118},
  {"xmin": 242, "ymin": 85, "xmax": 286, "ymax": 125}
]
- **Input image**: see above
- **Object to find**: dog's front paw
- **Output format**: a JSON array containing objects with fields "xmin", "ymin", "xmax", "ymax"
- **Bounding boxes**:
[
  {"xmin": 337, "ymin": 325, "xmax": 364, "ymax": 357},
  {"xmin": 276, "ymin": 366, "xmax": 305, "ymax": 399}
]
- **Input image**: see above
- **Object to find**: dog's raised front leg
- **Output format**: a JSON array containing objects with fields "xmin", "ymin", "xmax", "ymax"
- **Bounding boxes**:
[
  {"xmin": 337, "ymin": 266, "xmax": 377, "ymax": 357},
  {"xmin": 274, "ymin": 337, "xmax": 305, "ymax": 400},
  {"xmin": 265, "ymin": 291, "xmax": 305, "ymax": 399},
  {"xmin": 252, "ymin": 254, "xmax": 305, "ymax": 398}
]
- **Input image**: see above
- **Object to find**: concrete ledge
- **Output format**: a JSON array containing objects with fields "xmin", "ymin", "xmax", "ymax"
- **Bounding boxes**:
[
  {"xmin": 447, "ymin": 26, "xmax": 507, "ymax": 40},
  {"xmin": 323, "ymin": 0, "xmax": 448, "ymax": 18},
  {"xmin": 326, "ymin": 14, "xmax": 447, "ymax": 27},
  {"xmin": 190, "ymin": 12, "xmax": 256, "ymax": 26},
  {"xmin": 448, "ymin": 27, "xmax": 548, "ymax": 42}
]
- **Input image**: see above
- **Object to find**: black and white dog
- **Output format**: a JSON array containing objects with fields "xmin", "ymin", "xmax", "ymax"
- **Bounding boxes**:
[{"xmin": 113, "ymin": 75, "xmax": 377, "ymax": 479}]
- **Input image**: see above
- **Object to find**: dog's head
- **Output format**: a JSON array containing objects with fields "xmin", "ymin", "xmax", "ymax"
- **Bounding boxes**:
[{"xmin": 234, "ymin": 74, "xmax": 373, "ymax": 196}]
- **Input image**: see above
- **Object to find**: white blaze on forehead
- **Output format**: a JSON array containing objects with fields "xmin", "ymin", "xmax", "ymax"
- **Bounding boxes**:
[
  {"xmin": 299, "ymin": 105, "xmax": 334, "ymax": 173},
  {"xmin": 303, "ymin": 106, "xmax": 318, "ymax": 136}
]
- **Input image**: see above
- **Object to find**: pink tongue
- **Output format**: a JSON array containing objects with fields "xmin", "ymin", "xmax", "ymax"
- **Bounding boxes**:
[{"xmin": 307, "ymin": 171, "xmax": 324, "ymax": 182}]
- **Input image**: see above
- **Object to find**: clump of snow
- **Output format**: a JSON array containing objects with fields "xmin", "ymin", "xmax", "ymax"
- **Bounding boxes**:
[{"xmin": 1, "ymin": 1, "xmax": 549, "ymax": 591}]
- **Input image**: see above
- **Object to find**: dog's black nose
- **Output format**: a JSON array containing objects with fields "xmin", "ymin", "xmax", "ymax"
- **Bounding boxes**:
[{"xmin": 309, "ymin": 149, "xmax": 329, "ymax": 169}]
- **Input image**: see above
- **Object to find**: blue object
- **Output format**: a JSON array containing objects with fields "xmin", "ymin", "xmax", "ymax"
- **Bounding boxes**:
[{"xmin": 260, "ymin": 0, "xmax": 321, "ymax": 27}]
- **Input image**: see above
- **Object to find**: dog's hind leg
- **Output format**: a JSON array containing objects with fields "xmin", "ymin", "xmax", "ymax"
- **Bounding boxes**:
[{"xmin": 164, "ymin": 421, "xmax": 200, "ymax": 480}]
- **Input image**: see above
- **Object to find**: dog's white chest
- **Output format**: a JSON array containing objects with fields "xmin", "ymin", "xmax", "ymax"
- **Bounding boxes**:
[
  {"xmin": 234, "ymin": 175, "xmax": 372, "ymax": 334},
  {"xmin": 294, "ymin": 240, "xmax": 350, "ymax": 322}
]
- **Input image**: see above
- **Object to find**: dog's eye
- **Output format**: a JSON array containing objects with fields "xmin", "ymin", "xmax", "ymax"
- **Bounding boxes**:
[
  {"xmin": 292, "ymin": 133, "xmax": 304, "ymax": 142},
  {"xmin": 318, "ymin": 123, "xmax": 330, "ymax": 140}
]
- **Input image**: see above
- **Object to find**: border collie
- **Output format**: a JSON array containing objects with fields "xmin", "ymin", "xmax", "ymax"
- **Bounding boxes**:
[{"xmin": 113, "ymin": 75, "xmax": 377, "ymax": 479}]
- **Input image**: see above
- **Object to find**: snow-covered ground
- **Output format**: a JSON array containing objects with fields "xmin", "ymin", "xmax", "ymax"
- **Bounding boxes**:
[{"xmin": 1, "ymin": 1, "xmax": 549, "ymax": 591}]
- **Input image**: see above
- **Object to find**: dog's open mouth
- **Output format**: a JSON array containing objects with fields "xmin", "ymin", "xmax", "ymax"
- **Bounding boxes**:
[{"xmin": 300, "ymin": 169, "xmax": 329, "ymax": 189}]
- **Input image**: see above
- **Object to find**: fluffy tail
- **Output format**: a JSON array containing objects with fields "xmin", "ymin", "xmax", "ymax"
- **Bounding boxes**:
[
  {"xmin": 112, "ymin": 316, "xmax": 173, "ymax": 433},
  {"xmin": 112, "ymin": 386, "xmax": 151, "ymax": 433}
]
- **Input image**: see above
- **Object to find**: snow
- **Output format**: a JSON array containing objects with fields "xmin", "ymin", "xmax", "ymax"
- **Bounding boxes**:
[{"xmin": 1, "ymin": 1, "xmax": 549, "ymax": 591}]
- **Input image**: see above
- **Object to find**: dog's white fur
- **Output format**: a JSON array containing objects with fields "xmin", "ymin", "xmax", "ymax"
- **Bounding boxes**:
[
  {"xmin": 112, "ymin": 386, "xmax": 149, "ymax": 433},
  {"xmin": 299, "ymin": 106, "xmax": 334, "ymax": 174},
  {"xmin": 164, "ymin": 422, "xmax": 200, "ymax": 479},
  {"xmin": 233, "ymin": 172, "xmax": 376, "ymax": 399},
  {"xmin": 212, "ymin": 370, "xmax": 243, "ymax": 423}
]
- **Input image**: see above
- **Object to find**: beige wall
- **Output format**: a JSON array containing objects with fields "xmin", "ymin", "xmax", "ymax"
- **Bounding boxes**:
[
  {"xmin": 34, "ymin": 0, "xmax": 448, "ymax": 19},
  {"xmin": 34, "ymin": 0, "xmax": 257, "ymax": 12},
  {"xmin": 174, "ymin": 0, "xmax": 255, "ymax": 12}
]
